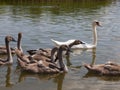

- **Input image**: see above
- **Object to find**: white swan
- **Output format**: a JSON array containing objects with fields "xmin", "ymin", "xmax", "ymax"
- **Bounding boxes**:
[{"xmin": 51, "ymin": 20, "xmax": 101, "ymax": 49}]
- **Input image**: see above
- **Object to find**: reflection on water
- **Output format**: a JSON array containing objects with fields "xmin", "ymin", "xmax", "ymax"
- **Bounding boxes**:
[
  {"xmin": 84, "ymin": 70, "xmax": 120, "ymax": 81},
  {"xmin": 0, "ymin": 0, "xmax": 114, "ymax": 18},
  {"xmin": 18, "ymin": 71, "xmax": 66, "ymax": 90},
  {"xmin": 90, "ymin": 48, "xmax": 96, "ymax": 65},
  {"xmin": 66, "ymin": 48, "xmax": 96, "ymax": 66},
  {"xmin": 54, "ymin": 73, "xmax": 65, "ymax": 90},
  {"xmin": 0, "ymin": 0, "xmax": 120, "ymax": 90},
  {"xmin": 1, "ymin": 64, "xmax": 66, "ymax": 90},
  {"xmin": 18, "ymin": 71, "xmax": 60, "ymax": 82},
  {"xmin": 5, "ymin": 65, "xmax": 13, "ymax": 87},
  {"xmin": 0, "ymin": 65, "xmax": 13, "ymax": 87},
  {"xmin": 69, "ymin": 48, "xmax": 96, "ymax": 71}
]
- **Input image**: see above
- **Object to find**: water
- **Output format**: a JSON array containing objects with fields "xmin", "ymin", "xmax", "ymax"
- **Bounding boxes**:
[{"xmin": 0, "ymin": 0, "xmax": 120, "ymax": 90}]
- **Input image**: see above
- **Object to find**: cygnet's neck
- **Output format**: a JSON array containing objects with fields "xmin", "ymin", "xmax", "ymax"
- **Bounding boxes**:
[
  {"xmin": 5, "ymin": 39, "xmax": 13, "ymax": 63},
  {"xmin": 17, "ymin": 35, "xmax": 23, "ymax": 52},
  {"xmin": 51, "ymin": 47, "xmax": 58, "ymax": 62},
  {"xmin": 58, "ymin": 48, "xmax": 68, "ymax": 72}
]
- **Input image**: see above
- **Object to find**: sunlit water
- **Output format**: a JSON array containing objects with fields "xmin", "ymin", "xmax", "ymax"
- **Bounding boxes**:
[{"xmin": 0, "ymin": 0, "xmax": 120, "ymax": 90}]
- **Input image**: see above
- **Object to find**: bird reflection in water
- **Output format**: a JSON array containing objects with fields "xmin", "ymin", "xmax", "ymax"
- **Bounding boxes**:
[
  {"xmin": 84, "ymin": 69, "xmax": 120, "ymax": 81},
  {"xmin": 65, "ymin": 48, "xmax": 84, "ymax": 66},
  {"xmin": 90, "ymin": 48, "xmax": 96, "ymax": 66},
  {"xmin": 53, "ymin": 73, "xmax": 65, "ymax": 90},
  {"xmin": 0, "ymin": 54, "xmax": 13, "ymax": 87},
  {"xmin": 18, "ymin": 70, "xmax": 66, "ymax": 90},
  {"xmin": 18, "ymin": 72, "xmax": 60, "ymax": 82},
  {"xmin": 65, "ymin": 53, "xmax": 72, "ymax": 66},
  {"xmin": 5, "ymin": 65, "xmax": 13, "ymax": 87},
  {"xmin": 65, "ymin": 48, "xmax": 96, "ymax": 68}
]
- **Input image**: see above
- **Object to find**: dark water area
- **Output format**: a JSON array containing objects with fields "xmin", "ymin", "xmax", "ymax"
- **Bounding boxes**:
[{"xmin": 0, "ymin": 0, "xmax": 120, "ymax": 90}]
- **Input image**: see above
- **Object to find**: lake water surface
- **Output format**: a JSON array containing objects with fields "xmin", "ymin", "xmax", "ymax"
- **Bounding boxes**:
[{"xmin": 0, "ymin": 0, "xmax": 120, "ymax": 90}]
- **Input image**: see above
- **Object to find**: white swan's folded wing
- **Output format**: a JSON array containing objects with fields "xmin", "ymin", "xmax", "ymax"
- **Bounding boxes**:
[
  {"xmin": 72, "ymin": 43, "xmax": 95, "ymax": 49},
  {"xmin": 51, "ymin": 39, "xmax": 75, "ymax": 46}
]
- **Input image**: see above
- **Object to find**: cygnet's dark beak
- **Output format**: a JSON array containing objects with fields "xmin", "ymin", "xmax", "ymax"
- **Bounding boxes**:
[{"xmin": 12, "ymin": 38, "xmax": 17, "ymax": 42}]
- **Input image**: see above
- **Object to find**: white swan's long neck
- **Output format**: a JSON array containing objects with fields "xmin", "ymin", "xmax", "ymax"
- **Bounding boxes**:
[
  {"xmin": 92, "ymin": 24, "xmax": 97, "ymax": 46},
  {"xmin": 5, "ymin": 40, "xmax": 13, "ymax": 63}
]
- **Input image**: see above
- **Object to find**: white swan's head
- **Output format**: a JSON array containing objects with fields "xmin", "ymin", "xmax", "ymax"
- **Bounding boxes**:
[{"xmin": 93, "ymin": 20, "xmax": 101, "ymax": 26}]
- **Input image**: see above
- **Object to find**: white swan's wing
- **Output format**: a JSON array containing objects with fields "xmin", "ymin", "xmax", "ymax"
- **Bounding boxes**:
[
  {"xmin": 51, "ymin": 39, "xmax": 75, "ymax": 46},
  {"xmin": 51, "ymin": 39, "xmax": 95, "ymax": 49},
  {"xmin": 71, "ymin": 43, "xmax": 95, "ymax": 49}
]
